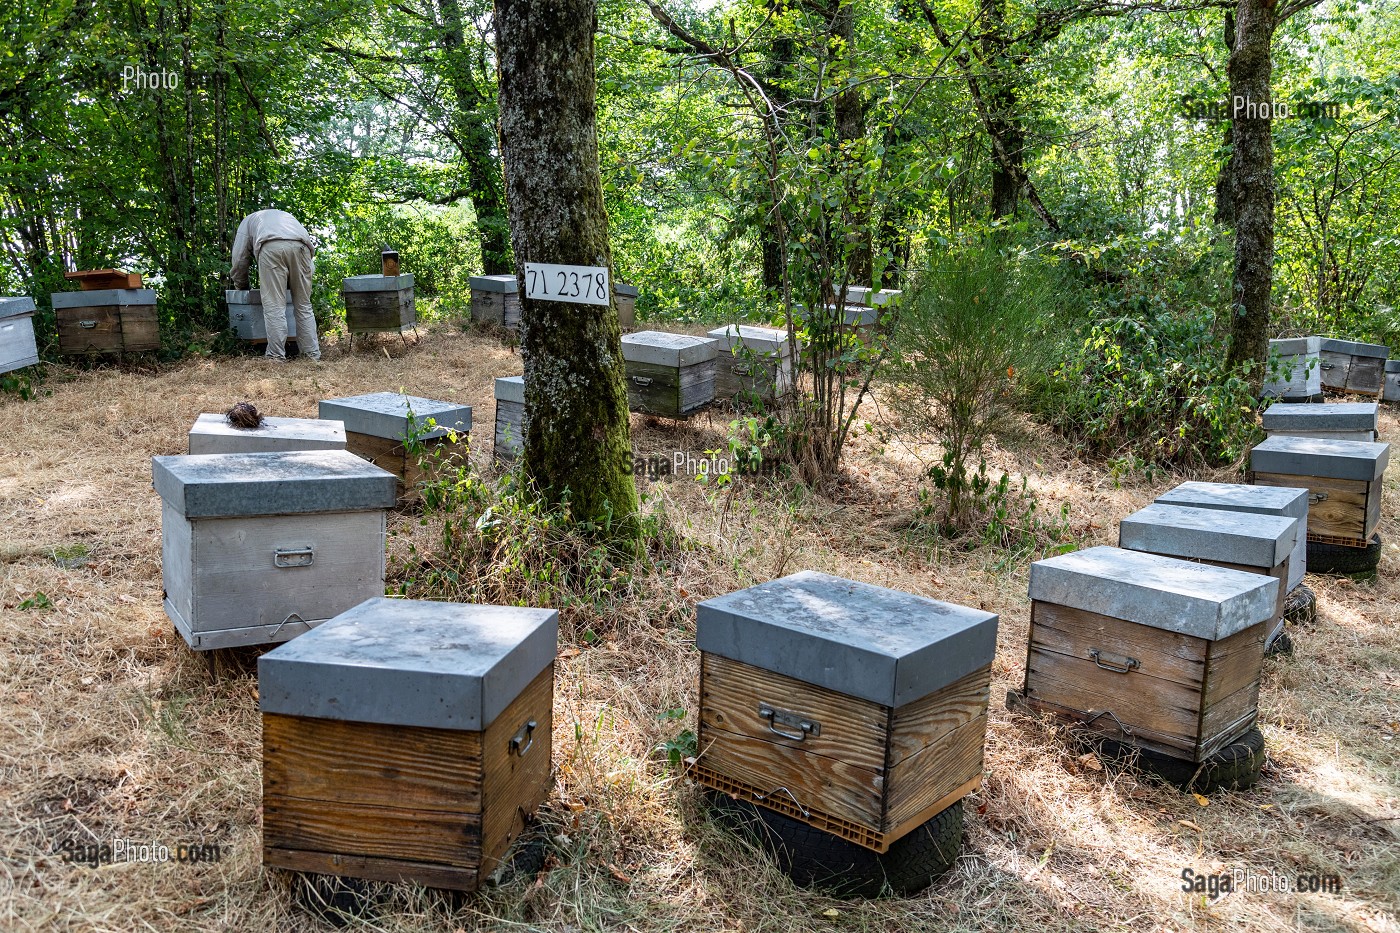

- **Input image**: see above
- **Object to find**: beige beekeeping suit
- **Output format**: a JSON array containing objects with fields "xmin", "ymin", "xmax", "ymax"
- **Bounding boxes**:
[{"xmin": 230, "ymin": 209, "xmax": 320, "ymax": 362}]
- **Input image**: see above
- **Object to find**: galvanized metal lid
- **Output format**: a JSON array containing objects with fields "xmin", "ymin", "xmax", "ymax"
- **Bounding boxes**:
[
  {"xmin": 319, "ymin": 392, "xmax": 472, "ymax": 441},
  {"xmin": 1250, "ymin": 435, "xmax": 1390, "ymax": 482},
  {"xmin": 1269, "ymin": 336, "xmax": 1321, "ymax": 355},
  {"xmin": 615, "ymin": 283, "xmax": 639, "ymax": 297},
  {"xmin": 1156, "ymin": 481, "xmax": 1308, "ymax": 521},
  {"xmin": 1119, "ymin": 503, "xmax": 1297, "ymax": 569},
  {"xmin": 495, "ymin": 375, "xmax": 524, "ymax": 405},
  {"xmin": 258, "ymin": 597, "xmax": 558, "ymax": 731},
  {"xmin": 844, "ymin": 287, "xmax": 902, "ymax": 307},
  {"xmin": 342, "ymin": 273, "xmax": 414, "ymax": 293},
  {"xmin": 1262, "ymin": 402, "xmax": 1378, "ymax": 432},
  {"xmin": 152, "ymin": 449, "xmax": 398, "ymax": 519},
  {"xmin": 696, "ymin": 570, "xmax": 998, "ymax": 707},
  {"xmin": 1387, "ymin": 359, "xmax": 1400, "ymax": 374},
  {"xmin": 470, "ymin": 274, "xmax": 518, "ymax": 294},
  {"xmin": 706, "ymin": 324, "xmax": 790, "ymax": 356},
  {"xmin": 225, "ymin": 289, "xmax": 291, "ymax": 307},
  {"xmin": 0, "ymin": 296, "xmax": 36, "ymax": 320},
  {"xmin": 1029, "ymin": 546, "xmax": 1277, "ymax": 641},
  {"xmin": 622, "ymin": 331, "xmax": 718, "ymax": 367},
  {"xmin": 52, "ymin": 288, "xmax": 157, "ymax": 308},
  {"xmin": 187, "ymin": 413, "xmax": 347, "ymax": 454},
  {"xmin": 1320, "ymin": 337, "xmax": 1389, "ymax": 358}
]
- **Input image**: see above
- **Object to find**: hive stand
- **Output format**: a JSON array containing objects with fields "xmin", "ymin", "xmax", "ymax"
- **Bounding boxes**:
[{"xmin": 260, "ymin": 597, "xmax": 557, "ymax": 892}]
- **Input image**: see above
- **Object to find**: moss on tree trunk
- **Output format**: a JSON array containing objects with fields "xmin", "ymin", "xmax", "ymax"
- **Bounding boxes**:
[{"xmin": 495, "ymin": 0, "xmax": 639, "ymax": 539}]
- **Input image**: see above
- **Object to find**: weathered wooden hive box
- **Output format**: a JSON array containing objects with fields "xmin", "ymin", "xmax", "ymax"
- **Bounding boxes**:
[
  {"xmin": 1321, "ymin": 338, "xmax": 1390, "ymax": 397},
  {"xmin": 52, "ymin": 288, "xmax": 159, "ymax": 355},
  {"xmin": 1250, "ymin": 435, "xmax": 1389, "ymax": 548},
  {"xmin": 1263, "ymin": 336, "xmax": 1322, "ymax": 400},
  {"xmin": 226, "ymin": 289, "xmax": 296, "ymax": 343},
  {"xmin": 1155, "ymin": 482, "xmax": 1309, "ymax": 591},
  {"xmin": 152, "ymin": 450, "xmax": 398, "ymax": 650},
  {"xmin": 1384, "ymin": 360, "xmax": 1400, "ymax": 403},
  {"xmin": 494, "ymin": 376, "xmax": 524, "ymax": 462},
  {"xmin": 706, "ymin": 324, "xmax": 793, "ymax": 401},
  {"xmin": 0, "ymin": 297, "xmax": 39, "ymax": 375},
  {"xmin": 1118, "ymin": 503, "xmax": 1297, "ymax": 644},
  {"xmin": 259, "ymin": 597, "xmax": 557, "ymax": 891},
  {"xmin": 1023, "ymin": 546, "xmax": 1276, "ymax": 761},
  {"xmin": 341, "ymin": 274, "xmax": 416, "ymax": 334},
  {"xmin": 187, "ymin": 413, "xmax": 346, "ymax": 455},
  {"xmin": 1263, "ymin": 401, "xmax": 1378, "ymax": 442},
  {"xmin": 470, "ymin": 274, "xmax": 521, "ymax": 330},
  {"xmin": 319, "ymin": 392, "xmax": 472, "ymax": 494},
  {"xmin": 615, "ymin": 282, "xmax": 638, "ymax": 330},
  {"xmin": 694, "ymin": 571, "xmax": 998, "ymax": 852},
  {"xmin": 621, "ymin": 331, "xmax": 717, "ymax": 417}
]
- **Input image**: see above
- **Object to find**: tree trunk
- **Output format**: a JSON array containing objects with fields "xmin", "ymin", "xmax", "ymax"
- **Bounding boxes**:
[
  {"xmin": 1224, "ymin": 0, "xmax": 1276, "ymax": 372},
  {"xmin": 495, "ymin": 0, "xmax": 639, "ymax": 537},
  {"xmin": 1212, "ymin": 12, "xmax": 1236, "ymax": 228}
]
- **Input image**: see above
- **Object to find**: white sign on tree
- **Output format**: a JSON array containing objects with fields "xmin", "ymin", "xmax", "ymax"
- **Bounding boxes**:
[{"xmin": 524, "ymin": 263, "xmax": 610, "ymax": 306}]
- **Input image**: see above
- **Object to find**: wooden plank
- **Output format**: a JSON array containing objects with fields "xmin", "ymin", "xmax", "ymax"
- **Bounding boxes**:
[
  {"xmin": 697, "ymin": 721, "xmax": 886, "ymax": 829},
  {"xmin": 65, "ymin": 269, "xmax": 143, "ymax": 289},
  {"xmin": 1253, "ymin": 472, "xmax": 1369, "ymax": 541},
  {"xmin": 262, "ymin": 713, "xmax": 484, "ymax": 814},
  {"xmin": 700, "ymin": 654, "xmax": 888, "ymax": 771},
  {"xmin": 118, "ymin": 305, "xmax": 160, "ymax": 351},
  {"xmin": 345, "ymin": 431, "xmax": 408, "ymax": 479},
  {"xmin": 480, "ymin": 665, "xmax": 554, "ymax": 874},
  {"xmin": 56, "ymin": 306, "xmax": 122, "ymax": 354},
  {"xmin": 888, "ymin": 665, "xmax": 989, "ymax": 766},
  {"xmin": 1029, "ymin": 602, "xmax": 1209, "ymax": 685},
  {"xmin": 1198, "ymin": 683, "xmax": 1260, "ymax": 754},
  {"xmin": 885, "ymin": 714, "xmax": 985, "ymax": 830},
  {"xmin": 262, "ymin": 795, "xmax": 481, "ymax": 868},
  {"xmin": 1366, "ymin": 480, "xmax": 1382, "ymax": 542},
  {"xmin": 263, "ymin": 846, "xmax": 479, "ymax": 891}
]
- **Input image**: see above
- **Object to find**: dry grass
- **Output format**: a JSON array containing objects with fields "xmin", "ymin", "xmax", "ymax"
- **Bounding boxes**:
[{"xmin": 0, "ymin": 326, "xmax": 1396, "ymax": 933}]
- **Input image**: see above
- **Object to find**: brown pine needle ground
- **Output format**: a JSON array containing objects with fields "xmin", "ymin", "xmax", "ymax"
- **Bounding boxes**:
[{"xmin": 0, "ymin": 325, "xmax": 1396, "ymax": 932}]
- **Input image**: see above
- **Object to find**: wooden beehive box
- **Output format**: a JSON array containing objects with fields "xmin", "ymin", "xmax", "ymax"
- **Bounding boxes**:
[
  {"xmin": 1321, "ymin": 338, "xmax": 1390, "ymax": 397},
  {"xmin": 470, "ymin": 275, "xmax": 521, "ymax": 330},
  {"xmin": 187, "ymin": 413, "xmax": 346, "ymax": 455},
  {"xmin": 341, "ymin": 274, "xmax": 416, "ymax": 334},
  {"xmin": 621, "ymin": 331, "xmax": 717, "ymax": 417},
  {"xmin": 319, "ymin": 392, "xmax": 472, "ymax": 496},
  {"xmin": 706, "ymin": 324, "xmax": 794, "ymax": 402},
  {"xmin": 1118, "ymin": 503, "xmax": 1297, "ymax": 645},
  {"xmin": 494, "ymin": 376, "xmax": 524, "ymax": 462},
  {"xmin": 226, "ymin": 289, "xmax": 297, "ymax": 344},
  {"xmin": 0, "ymin": 297, "xmax": 39, "ymax": 376},
  {"xmin": 1263, "ymin": 336, "xmax": 1322, "ymax": 400},
  {"xmin": 1250, "ymin": 435, "xmax": 1389, "ymax": 548},
  {"xmin": 1022, "ymin": 546, "xmax": 1276, "ymax": 762},
  {"xmin": 694, "ymin": 571, "xmax": 998, "ymax": 852},
  {"xmin": 259, "ymin": 597, "xmax": 557, "ymax": 891},
  {"xmin": 1263, "ymin": 401, "xmax": 1378, "ymax": 442},
  {"xmin": 152, "ymin": 450, "xmax": 398, "ymax": 650},
  {"xmin": 1155, "ymin": 482, "xmax": 1309, "ymax": 592},
  {"xmin": 615, "ymin": 282, "xmax": 638, "ymax": 330},
  {"xmin": 1383, "ymin": 360, "xmax": 1400, "ymax": 403},
  {"xmin": 52, "ymin": 288, "xmax": 159, "ymax": 355}
]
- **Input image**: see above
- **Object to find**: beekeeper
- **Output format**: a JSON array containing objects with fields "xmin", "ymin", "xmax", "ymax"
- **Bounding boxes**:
[{"xmin": 230, "ymin": 209, "xmax": 321, "ymax": 363}]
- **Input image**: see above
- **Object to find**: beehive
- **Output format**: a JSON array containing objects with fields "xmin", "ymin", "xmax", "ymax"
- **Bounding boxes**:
[
  {"xmin": 705, "ymin": 324, "xmax": 793, "ymax": 401},
  {"xmin": 615, "ymin": 282, "xmax": 638, "ymax": 330},
  {"xmin": 1262, "ymin": 401, "xmax": 1379, "ymax": 442},
  {"xmin": 1263, "ymin": 336, "xmax": 1322, "ymax": 400},
  {"xmin": 1118, "ymin": 503, "xmax": 1297, "ymax": 645},
  {"xmin": 152, "ymin": 450, "xmax": 397, "ymax": 650},
  {"xmin": 1155, "ymin": 482, "xmax": 1309, "ymax": 591},
  {"xmin": 259, "ymin": 597, "xmax": 557, "ymax": 891},
  {"xmin": 1250, "ymin": 435, "xmax": 1389, "ymax": 548},
  {"xmin": 341, "ymin": 274, "xmax": 416, "ymax": 335},
  {"xmin": 226, "ymin": 289, "xmax": 296, "ymax": 344},
  {"xmin": 494, "ymin": 376, "xmax": 524, "ymax": 462},
  {"xmin": 1384, "ymin": 360, "xmax": 1400, "ymax": 403},
  {"xmin": 319, "ymin": 392, "xmax": 472, "ymax": 496},
  {"xmin": 52, "ymin": 288, "xmax": 159, "ymax": 355},
  {"xmin": 844, "ymin": 286, "xmax": 903, "ymax": 308},
  {"xmin": 1022, "ymin": 547, "xmax": 1276, "ymax": 761},
  {"xmin": 470, "ymin": 275, "xmax": 521, "ymax": 330},
  {"xmin": 694, "ymin": 571, "xmax": 998, "ymax": 852},
  {"xmin": 187, "ymin": 413, "xmax": 346, "ymax": 455},
  {"xmin": 621, "ymin": 331, "xmax": 717, "ymax": 417},
  {"xmin": 0, "ymin": 297, "xmax": 39, "ymax": 376},
  {"xmin": 1321, "ymin": 338, "xmax": 1390, "ymax": 397}
]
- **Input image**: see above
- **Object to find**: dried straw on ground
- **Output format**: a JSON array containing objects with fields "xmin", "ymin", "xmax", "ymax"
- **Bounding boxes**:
[{"xmin": 0, "ymin": 326, "xmax": 1395, "ymax": 932}]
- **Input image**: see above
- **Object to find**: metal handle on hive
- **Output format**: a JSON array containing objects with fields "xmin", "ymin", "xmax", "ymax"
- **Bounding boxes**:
[
  {"xmin": 757, "ymin": 703, "xmax": 821, "ymax": 741},
  {"xmin": 510, "ymin": 720, "xmax": 537, "ymax": 757},
  {"xmin": 1088, "ymin": 648, "xmax": 1139, "ymax": 674},
  {"xmin": 274, "ymin": 547, "xmax": 315, "ymax": 568}
]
